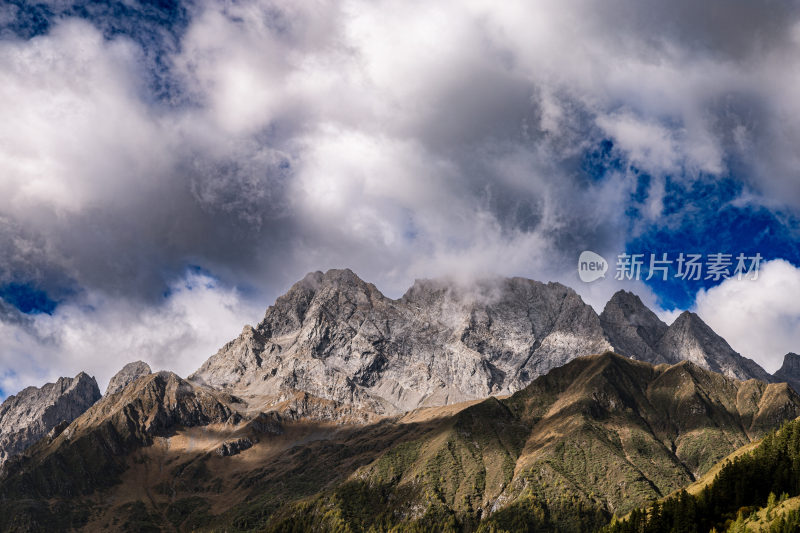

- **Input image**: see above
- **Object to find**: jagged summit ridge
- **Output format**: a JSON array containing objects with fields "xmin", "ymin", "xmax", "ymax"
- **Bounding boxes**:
[
  {"xmin": 601, "ymin": 291, "xmax": 773, "ymax": 383},
  {"xmin": 655, "ymin": 311, "xmax": 773, "ymax": 382},
  {"xmin": 191, "ymin": 269, "xmax": 612, "ymax": 415},
  {"xmin": 191, "ymin": 269, "xmax": 775, "ymax": 416},
  {"xmin": 0, "ymin": 372, "xmax": 101, "ymax": 466}
]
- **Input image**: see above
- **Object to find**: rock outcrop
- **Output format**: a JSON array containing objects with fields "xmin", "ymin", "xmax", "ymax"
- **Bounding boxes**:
[
  {"xmin": 216, "ymin": 437, "xmax": 253, "ymax": 457},
  {"xmin": 0, "ymin": 372, "xmax": 101, "ymax": 466},
  {"xmin": 773, "ymin": 352, "xmax": 800, "ymax": 394},
  {"xmin": 105, "ymin": 361, "xmax": 152, "ymax": 396}
]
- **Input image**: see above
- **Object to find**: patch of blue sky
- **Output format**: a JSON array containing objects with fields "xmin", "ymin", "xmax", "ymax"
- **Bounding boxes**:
[
  {"xmin": 577, "ymin": 138, "xmax": 800, "ymax": 310},
  {"xmin": 0, "ymin": 282, "xmax": 58, "ymax": 315},
  {"xmin": 626, "ymin": 176, "xmax": 800, "ymax": 309}
]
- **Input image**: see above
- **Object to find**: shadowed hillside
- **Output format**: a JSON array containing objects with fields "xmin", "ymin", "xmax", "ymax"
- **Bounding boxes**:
[{"xmin": 2, "ymin": 352, "xmax": 797, "ymax": 532}]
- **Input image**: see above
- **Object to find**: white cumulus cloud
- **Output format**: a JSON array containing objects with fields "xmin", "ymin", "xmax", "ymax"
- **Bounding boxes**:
[
  {"xmin": 0, "ymin": 270, "xmax": 263, "ymax": 396},
  {"xmin": 694, "ymin": 259, "xmax": 800, "ymax": 373}
]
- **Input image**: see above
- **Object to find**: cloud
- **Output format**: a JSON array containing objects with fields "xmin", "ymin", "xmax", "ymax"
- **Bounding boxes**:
[
  {"xmin": 0, "ymin": 19, "xmax": 170, "ymax": 214},
  {"xmin": 3, "ymin": 0, "xmax": 799, "ymax": 299},
  {"xmin": 1, "ymin": 0, "xmax": 800, "ymax": 389},
  {"xmin": 0, "ymin": 15, "xmax": 294, "ymax": 300},
  {"xmin": 0, "ymin": 269, "xmax": 263, "ymax": 397},
  {"xmin": 694, "ymin": 260, "xmax": 800, "ymax": 373}
]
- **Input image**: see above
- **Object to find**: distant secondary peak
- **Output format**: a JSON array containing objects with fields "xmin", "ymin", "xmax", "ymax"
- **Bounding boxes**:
[{"xmin": 106, "ymin": 361, "xmax": 152, "ymax": 396}]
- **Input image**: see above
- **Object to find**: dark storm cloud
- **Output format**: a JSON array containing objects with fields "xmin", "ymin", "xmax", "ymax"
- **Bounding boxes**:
[{"xmin": 597, "ymin": 0, "xmax": 796, "ymax": 60}]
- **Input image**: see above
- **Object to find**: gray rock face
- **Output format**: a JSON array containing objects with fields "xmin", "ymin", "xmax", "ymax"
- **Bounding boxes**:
[
  {"xmin": 191, "ymin": 269, "xmax": 612, "ymax": 415},
  {"xmin": 106, "ymin": 361, "xmax": 152, "ymax": 396},
  {"xmin": 0, "ymin": 372, "xmax": 101, "ymax": 465},
  {"xmin": 601, "ymin": 292, "xmax": 772, "ymax": 383},
  {"xmin": 191, "ymin": 272, "xmax": 775, "ymax": 418},
  {"xmin": 654, "ymin": 311, "xmax": 773, "ymax": 382},
  {"xmin": 773, "ymin": 353, "xmax": 800, "ymax": 393},
  {"xmin": 600, "ymin": 291, "xmax": 669, "ymax": 364}
]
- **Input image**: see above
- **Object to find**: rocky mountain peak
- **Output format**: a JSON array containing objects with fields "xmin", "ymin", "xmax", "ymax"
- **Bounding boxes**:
[
  {"xmin": 778, "ymin": 352, "xmax": 800, "ymax": 375},
  {"xmin": 191, "ymin": 271, "xmax": 776, "ymax": 420},
  {"xmin": 655, "ymin": 311, "xmax": 773, "ymax": 382},
  {"xmin": 602, "ymin": 290, "xmax": 660, "ymax": 324},
  {"xmin": 87, "ymin": 371, "xmax": 239, "ymax": 434},
  {"xmin": 599, "ymin": 301, "xmax": 769, "ymax": 383},
  {"xmin": 669, "ymin": 309, "xmax": 699, "ymax": 327},
  {"xmin": 192, "ymin": 271, "xmax": 613, "ymax": 416},
  {"xmin": 0, "ymin": 372, "xmax": 101, "ymax": 466},
  {"xmin": 105, "ymin": 361, "xmax": 152, "ymax": 396},
  {"xmin": 256, "ymin": 269, "xmax": 387, "ymax": 340},
  {"xmin": 605, "ymin": 288, "xmax": 640, "ymax": 307},
  {"xmin": 661, "ymin": 311, "xmax": 715, "ymax": 342},
  {"xmin": 289, "ymin": 268, "xmax": 378, "ymax": 297},
  {"xmin": 600, "ymin": 290, "xmax": 669, "ymax": 364},
  {"xmin": 400, "ymin": 276, "xmax": 458, "ymax": 305},
  {"xmin": 773, "ymin": 352, "xmax": 800, "ymax": 393},
  {"xmin": 191, "ymin": 323, "xmax": 272, "ymax": 390}
]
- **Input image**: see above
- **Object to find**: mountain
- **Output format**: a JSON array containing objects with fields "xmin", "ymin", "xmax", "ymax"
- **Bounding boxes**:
[
  {"xmin": 318, "ymin": 353, "xmax": 798, "ymax": 532},
  {"xmin": 1, "ymin": 353, "xmax": 797, "ymax": 532},
  {"xmin": 601, "ymin": 290, "xmax": 773, "ymax": 383},
  {"xmin": 604, "ymin": 411, "xmax": 800, "ymax": 533},
  {"xmin": 105, "ymin": 361, "xmax": 152, "ymax": 396},
  {"xmin": 0, "ymin": 372, "xmax": 240, "ymax": 505},
  {"xmin": 0, "ymin": 270, "xmax": 789, "ymax": 531},
  {"xmin": 655, "ymin": 311, "xmax": 774, "ymax": 382},
  {"xmin": 191, "ymin": 271, "xmax": 774, "ymax": 419},
  {"xmin": 0, "ymin": 372, "xmax": 100, "ymax": 467},
  {"xmin": 599, "ymin": 290, "xmax": 669, "ymax": 365},
  {"xmin": 774, "ymin": 352, "xmax": 800, "ymax": 394},
  {"xmin": 190, "ymin": 269, "xmax": 613, "ymax": 416}
]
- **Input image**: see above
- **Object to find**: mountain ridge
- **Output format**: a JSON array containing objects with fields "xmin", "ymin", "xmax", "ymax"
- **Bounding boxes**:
[
  {"xmin": 1, "ymin": 270, "xmax": 792, "ymax": 479},
  {"xmin": 0, "ymin": 269, "xmax": 797, "ymax": 532},
  {"xmin": 0, "ymin": 372, "xmax": 100, "ymax": 467},
  {"xmin": 2, "ymin": 352, "xmax": 793, "ymax": 531},
  {"xmin": 190, "ymin": 269, "xmax": 781, "ymax": 418}
]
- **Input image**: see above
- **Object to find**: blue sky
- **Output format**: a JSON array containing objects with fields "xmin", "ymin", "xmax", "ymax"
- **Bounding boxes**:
[
  {"xmin": 585, "ymin": 143, "xmax": 800, "ymax": 309},
  {"xmin": 1, "ymin": 0, "xmax": 800, "ymax": 393}
]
